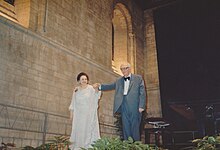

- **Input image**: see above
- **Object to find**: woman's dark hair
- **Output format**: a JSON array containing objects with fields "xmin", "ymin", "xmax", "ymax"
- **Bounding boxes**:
[{"xmin": 77, "ymin": 72, "xmax": 89, "ymax": 82}]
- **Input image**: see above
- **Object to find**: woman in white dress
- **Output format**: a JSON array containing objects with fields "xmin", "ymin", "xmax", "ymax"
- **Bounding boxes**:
[{"xmin": 69, "ymin": 72, "xmax": 101, "ymax": 150}]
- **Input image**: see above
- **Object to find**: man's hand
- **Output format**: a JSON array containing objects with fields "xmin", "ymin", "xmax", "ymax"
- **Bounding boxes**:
[{"xmin": 139, "ymin": 108, "xmax": 144, "ymax": 113}]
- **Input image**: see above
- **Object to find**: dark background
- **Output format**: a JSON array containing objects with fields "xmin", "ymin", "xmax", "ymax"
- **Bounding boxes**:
[{"xmin": 153, "ymin": 0, "xmax": 220, "ymax": 131}]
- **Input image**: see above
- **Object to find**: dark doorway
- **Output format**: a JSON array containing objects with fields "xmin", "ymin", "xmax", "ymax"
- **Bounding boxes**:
[{"xmin": 153, "ymin": 0, "xmax": 220, "ymax": 144}]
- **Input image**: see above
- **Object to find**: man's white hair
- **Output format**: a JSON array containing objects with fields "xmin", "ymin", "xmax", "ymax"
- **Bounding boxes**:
[{"xmin": 120, "ymin": 62, "xmax": 131, "ymax": 67}]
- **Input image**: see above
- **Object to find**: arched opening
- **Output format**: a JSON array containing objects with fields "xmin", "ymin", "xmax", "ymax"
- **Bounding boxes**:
[{"xmin": 112, "ymin": 3, "xmax": 135, "ymax": 75}]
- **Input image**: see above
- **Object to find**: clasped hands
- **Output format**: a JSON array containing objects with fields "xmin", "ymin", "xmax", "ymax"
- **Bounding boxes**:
[{"xmin": 92, "ymin": 83, "xmax": 100, "ymax": 92}]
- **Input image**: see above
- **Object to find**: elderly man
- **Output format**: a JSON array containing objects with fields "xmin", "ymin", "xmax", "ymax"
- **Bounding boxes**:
[{"xmin": 94, "ymin": 62, "xmax": 146, "ymax": 141}]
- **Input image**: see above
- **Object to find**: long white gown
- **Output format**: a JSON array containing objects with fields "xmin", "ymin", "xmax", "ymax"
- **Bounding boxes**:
[{"xmin": 69, "ymin": 85, "xmax": 101, "ymax": 150}]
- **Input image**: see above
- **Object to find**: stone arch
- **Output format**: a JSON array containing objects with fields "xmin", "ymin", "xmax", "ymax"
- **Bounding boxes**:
[{"xmin": 112, "ymin": 3, "xmax": 136, "ymax": 75}]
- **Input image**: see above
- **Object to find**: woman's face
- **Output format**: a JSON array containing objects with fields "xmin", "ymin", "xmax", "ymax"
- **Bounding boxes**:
[{"xmin": 79, "ymin": 75, "xmax": 88, "ymax": 85}]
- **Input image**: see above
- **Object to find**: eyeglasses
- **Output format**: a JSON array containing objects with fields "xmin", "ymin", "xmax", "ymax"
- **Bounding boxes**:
[{"xmin": 120, "ymin": 67, "xmax": 129, "ymax": 71}]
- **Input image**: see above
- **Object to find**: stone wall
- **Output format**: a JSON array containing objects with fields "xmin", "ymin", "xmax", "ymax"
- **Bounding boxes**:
[
  {"xmin": 0, "ymin": 0, "xmax": 148, "ymax": 147},
  {"xmin": 0, "ymin": 15, "xmax": 118, "ymax": 147},
  {"xmin": 29, "ymin": 0, "xmax": 113, "ymax": 68}
]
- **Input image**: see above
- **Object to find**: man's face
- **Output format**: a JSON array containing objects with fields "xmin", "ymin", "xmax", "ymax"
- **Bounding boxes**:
[{"xmin": 120, "ymin": 64, "xmax": 131, "ymax": 77}]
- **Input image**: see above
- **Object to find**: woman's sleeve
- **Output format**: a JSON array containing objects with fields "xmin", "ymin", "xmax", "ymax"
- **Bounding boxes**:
[
  {"xmin": 93, "ymin": 91, "xmax": 101, "ymax": 109},
  {"xmin": 95, "ymin": 91, "xmax": 101, "ymax": 100},
  {"xmin": 91, "ymin": 86, "xmax": 101, "ymax": 103},
  {"xmin": 69, "ymin": 92, "xmax": 75, "ymax": 111}
]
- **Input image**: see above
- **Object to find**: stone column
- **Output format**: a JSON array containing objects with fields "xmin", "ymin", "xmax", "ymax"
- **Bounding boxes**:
[
  {"xmin": 144, "ymin": 10, "xmax": 162, "ymax": 118},
  {"xmin": 128, "ymin": 32, "xmax": 136, "ymax": 73}
]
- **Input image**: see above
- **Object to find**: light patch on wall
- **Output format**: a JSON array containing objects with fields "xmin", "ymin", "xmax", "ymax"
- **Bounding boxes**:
[
  {"xmin": 0, "ymin": 0, "xmax": 30, "ymax": 28},
  {"xmin": 0, "ymin": 0, "xmax": 18, "ymax": 22}
]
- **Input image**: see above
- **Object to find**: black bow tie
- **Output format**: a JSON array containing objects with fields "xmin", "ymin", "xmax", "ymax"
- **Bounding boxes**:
[{"xmin": 124, "ymin": 77, "xmax": 130, "ymax": 81}]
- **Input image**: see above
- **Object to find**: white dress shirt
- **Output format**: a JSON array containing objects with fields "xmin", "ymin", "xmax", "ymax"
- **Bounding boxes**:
[{"xmin": 123, "ymin": 74, "xmax": 131, "ymax": 95}]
